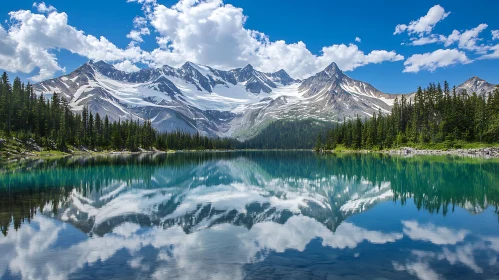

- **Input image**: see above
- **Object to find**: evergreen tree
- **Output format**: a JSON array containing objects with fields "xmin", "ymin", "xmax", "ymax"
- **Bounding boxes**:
[{"xmin": 324, "ymin": 82, "xmax": 499, "ymax": 150}]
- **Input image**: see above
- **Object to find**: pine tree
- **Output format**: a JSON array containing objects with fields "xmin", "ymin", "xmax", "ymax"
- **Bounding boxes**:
[{"xmin": 315, "ymin": 132, "xmax": 323, "ymax": 152}]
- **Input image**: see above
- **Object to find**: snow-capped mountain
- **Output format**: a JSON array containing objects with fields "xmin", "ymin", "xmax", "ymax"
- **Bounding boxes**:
[
  {"xmin": 227, "ymin": 62, "xmax": 404, "ymax": 139},
  {"xmin": 23, "ymin": 154, "xmax": 393, "ymax": 236},
  {"xmin": 33, "ymin": 61, "xmax": 404, "ymax": 139},
  {"xmin": 299, "ymin": 62, "xmax": 397, "ymax": 113},
  {"xmin": 456, "ymin": 76, "xmax": 497, "ymax": 97}
]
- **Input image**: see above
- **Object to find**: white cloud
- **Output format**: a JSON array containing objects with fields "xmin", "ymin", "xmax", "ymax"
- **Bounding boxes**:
[
  {"xmin": 127, "ymin": 16, "xmax": 150, "ymax": 43},
  {"xmin": 394, "ymin": 5, "xmax": 450, "ymax": 35},
  {"xmin": 479, "ymin": 44, "xmax": 499, "ymax": 59},
  {"xmin": 395, "ymin": 7, "xmax": 494, "ymax": 59},
  {"xmin": 438, "ymin": 245, "xmax": 483, "ymax": 273},
  {"xmin": 394, "ymin": 235, "xmax": 499, "ymax": 280},
  {"xmin": 441, "ymin": 24, "xmax": 489, "ymax": 53},
  {"xmin": 403, "ymin": 23, "xmax": 493, "ymax": 58},
  {"xmin": 0, "ymin": 214, "xmax": 402, "ymax": 280},
  {"xmin": 409, "ymin": 35, "xmax": 440, "ymax": 46},
  {"xmin": 492, "ymin": 30, "xmax": 499, "ymax": 40},
  {"xmin": 32, "ymin": 2, "xmax": 56, "ymax": 13},
  {"xmin": 113, "ymin": 60, "xmax": 140, "ymax": 72},
  {"xmin": 0, "ymin": 8, "xmax": 148, "ymax": 81},
  {"xmin": 132, "ymin": 0, "xmax": 403, "ymax": 79},
  {"xmin": 403, "ymin": 49, "xmax": 471, "ymax": 73},
  {"xmin": 355, "ymin": 37, "xmax": 361, "ymax": 43},
  {"xmin": 0, "ymin": 0, "xmax": 403, "ymax": 81},
  {"xmin": 393, "ymin": 261, "xmax": 441, "ymax": 280},
  {"xmin": 402, "ymin": 221, "xmax": 469, "ymax": 245}
]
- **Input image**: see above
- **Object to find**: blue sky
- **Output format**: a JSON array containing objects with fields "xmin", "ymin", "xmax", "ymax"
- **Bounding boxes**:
[{"xmin": 0, "ymin": 0, "xmax": 498, "ymax": 93}]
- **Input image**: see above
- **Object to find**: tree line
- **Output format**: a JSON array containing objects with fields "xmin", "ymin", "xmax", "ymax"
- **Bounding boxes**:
[
  {"xmin": 238, "ymin": 119, "xmax": 334, "ymax": 149},
  {"xmin": 0, "ymin": 72, "xmax": 233, "ymax": 152},
  {"xmin": 318, "ymin": 82, "xmax": 499, "ymax": 150}
]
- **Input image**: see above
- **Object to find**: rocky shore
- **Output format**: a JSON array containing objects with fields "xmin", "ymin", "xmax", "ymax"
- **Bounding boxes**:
[{"xmin": 388, "ymin": 147, "xmax": 499, "ymax": 159}]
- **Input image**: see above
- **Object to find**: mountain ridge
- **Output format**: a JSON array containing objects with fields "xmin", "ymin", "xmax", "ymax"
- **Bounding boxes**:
[
  {"xmin": 33, "ymin": 60, "xmax": 495, "ymax": 140},
  {"xmin": 456, "ymin": 76, "xmax": 497, "ymax": 96}
]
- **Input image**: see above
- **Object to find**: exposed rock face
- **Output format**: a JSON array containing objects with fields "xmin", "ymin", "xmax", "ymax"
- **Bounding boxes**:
[
  {"xmin": 228, "ymin": 63, "xmax": 406, "ymax": 139},
  {"xmin": 456, "ymin": 76, "xmax": 497, "ymax": 97},
  {"xmin": 38, "ymin": 60, "xmax": 490, "ymax": 140}
]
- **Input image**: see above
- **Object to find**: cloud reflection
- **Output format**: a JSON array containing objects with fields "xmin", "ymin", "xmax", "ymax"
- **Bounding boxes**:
[{"xmin": 0, "ymin": 214, "xmax": 402, "ymax": 280}]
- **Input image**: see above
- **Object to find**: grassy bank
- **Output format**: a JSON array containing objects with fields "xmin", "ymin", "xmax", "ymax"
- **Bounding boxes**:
[{"xmin": 0, "ymin": 135, "xmax": 177, "ymax": 161}]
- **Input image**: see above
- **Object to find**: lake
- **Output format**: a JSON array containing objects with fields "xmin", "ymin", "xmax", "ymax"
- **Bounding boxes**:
[{"xmin": 1, "ymin": 151, "xmax": 499, "ymax": 280}]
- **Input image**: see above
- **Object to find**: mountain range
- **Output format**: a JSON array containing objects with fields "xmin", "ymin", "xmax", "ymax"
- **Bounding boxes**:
[{"xmin": 33, "ymin": 61, "xmax": 497, "ymax": 140}]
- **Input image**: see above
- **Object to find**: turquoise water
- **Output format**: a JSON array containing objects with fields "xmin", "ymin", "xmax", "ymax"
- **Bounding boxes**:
[{"xmin": 1, "ymin": 152, "xmax": 499, "ymax": 280}]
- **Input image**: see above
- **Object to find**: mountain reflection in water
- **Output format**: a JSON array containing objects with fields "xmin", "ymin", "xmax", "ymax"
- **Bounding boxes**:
[{"xmin": 1, "ymin": 152, "xmax": 499, "ymax": 280}]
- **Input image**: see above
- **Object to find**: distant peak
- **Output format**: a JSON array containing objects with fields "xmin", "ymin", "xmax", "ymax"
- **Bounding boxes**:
[
  {"xmin": 86, "ymin": 60, "xmax": 115, "ymax": 71},
  {"xmin": 242, "ymin": 64, "xmax": 254, "ymax": 71},
  {"xmin": 321, "ymin": 62, "xmax": 344, "ymax": 80},
  {"xmin": 77, "ymin": 61, "xmax": 98, "ymax": 73},
  {"xmin": 466, "ymin": 76, "xmax": 485, "ymax": 82},
  {"xmin": 273, "ymin": 69, "xmax": 292, "ymax": 79},
  {"xmin": 162, "ymin": 64, "xmax": 175, "ymax": 70},
  {"xmin": 324, "ymin": 62, "xmax": 341, "ymax": 73},
  {"xmin": 87, "ymin": 60, "xmax": 106, "ymax": 65},
  {"xmin": 182, "ymin": 61, "xmax": 193, "ymax": 68},
  {"xmin": 275, "ymin": 69, "xmax": 288, "ymax": 75}
]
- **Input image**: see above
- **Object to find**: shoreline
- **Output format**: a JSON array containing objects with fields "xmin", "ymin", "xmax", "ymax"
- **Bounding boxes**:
[
  {"xmin": 3, "ymin": 146, "xmax": 499, "ymax": 162},
  {"xmin": 324, "ymin": 147, "xmax": 499, "ymax": 159},
  {"xmin": 1, "ymin": 148, "xmax": 314, "ymax": 161},
  {"xmin": 386, "ymin": 147, "xmax": 499, "ymax": 159},
  {"xmin": 0, "ymin": 149, "xmax": 174, "ymax": 162}
]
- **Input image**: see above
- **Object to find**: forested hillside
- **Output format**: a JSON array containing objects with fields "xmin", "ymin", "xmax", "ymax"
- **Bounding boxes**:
[
  {"xmin": 0, "ymin": 72, "xmax": 233, "ymax": 153},
  {"xmin": 320, "ymin": 82, "xmax": 499, "ymax": 150},
  {"xmin": 239, "ymin": 120, "xmax": 333, "ymax": 149},
  {"xmin": 2, "ymin": 70, "xmax": 499, "ymax": 155}
]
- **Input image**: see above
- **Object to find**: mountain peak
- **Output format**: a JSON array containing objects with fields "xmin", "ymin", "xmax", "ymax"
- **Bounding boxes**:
[
  {"xmin": 87, "ymin": 60, "xmax": 110, "ymax": 66},
  {"xmin": 181, "ymin": 61, "xmax": 196, "ymax": 69},
  {"xmin": 465, "ymin": 76, "xmax": 485, "ymax": 82},
  {"xmin": 457, "ymin": 76, "xmax": 496, "ymax": 96},
  {"xmin": 84, "ymin": 60, "xmax": 117, "ymax": 74},
  {"xmin": 324, "ymin": 62, "xmax": 342, "ymax": 75},
  {"xmin": 93, "ymin": 60, "xmax": 113, "ymax": 68},
  {"xmin": 275, "ymin": 69, "xmax": 288, "ymax": 75},
  {"xmin": 242, "ymin": 64, "xmax": 254, "ymax": 71}
]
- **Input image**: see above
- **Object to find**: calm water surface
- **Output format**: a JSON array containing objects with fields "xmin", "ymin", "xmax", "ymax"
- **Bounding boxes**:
[{"xmin": 1, "ymin": 151, "xmax": 499, "ymax": 280}]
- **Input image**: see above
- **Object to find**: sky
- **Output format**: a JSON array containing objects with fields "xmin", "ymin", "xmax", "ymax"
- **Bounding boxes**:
[{"xmin": 0, "ymin": 0, "xmax": 498, "ymax": 93}]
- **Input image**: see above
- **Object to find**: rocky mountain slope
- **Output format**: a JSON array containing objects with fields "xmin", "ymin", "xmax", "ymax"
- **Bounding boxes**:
[
  {"xmin": 35, "ymin": 61, "xmax": 493, "ymax": 140},
  {"xmin": 456, "ymin": 76, "xmax": 497, "ymax": 97}
]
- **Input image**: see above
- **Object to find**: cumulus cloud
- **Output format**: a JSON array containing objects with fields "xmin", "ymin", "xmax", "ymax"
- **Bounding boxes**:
[
  {"xmin": 32, "ymin": 2, "xmax": 56, "ymax": 13},
  {"xmin": 127, "ymin": 16, "xmax": 150, "ymax": 43},
  {"xmin": 129, "ymin": 0, "xmax": 403, "ymax": 79},
  {"xmin": 394, "ymin": 5, "xmax": 450, "ymax": 35},
  {"xmin": 392, "ymin": 261, "xmax": 441, "ymax": 280},
  {"xmin": 402, "ymin": 221, "xmax": 469, "ymax": 245},
  {"xmin": 0, "ymin": 0, "xmax": 405, "ymax": 81},
  {"xmin": 396, "ymin": 6, "xmax": 497, "ymax": 65},
  {"xmin": 406, "ymin": 24, "xmax": 491, "ymax": 52},
  {"xmin": 441, "ymin": 24, "xmax": 489, "ymax": 53},
  {"xmin": 492, "ymin": 30, "xmax": 499, "ymax": 40},
  {"xmin": 479, "ymin": 44, "xmax": 499, "ymax": 59},
  {"xmin": 0, "ymin": 214, "xmax": 403, "ymax": 280},
  {"xmin": 114, "ymin": 60, "xmax": 140, "ymax": 72},
  {"xmin": 409, "ymin": 35, "xmax": 440, "ymax": 46},
  {"xmin": 355, "ymin": 37, "xmax": 361, "ymax": 43},
  {"xmin": 403, "ymin": 49, "xmax": 471, "ymax": 73},
  {"xmin": 0, "ymin": 8, "xmax": 148, "ymax": 81}
]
